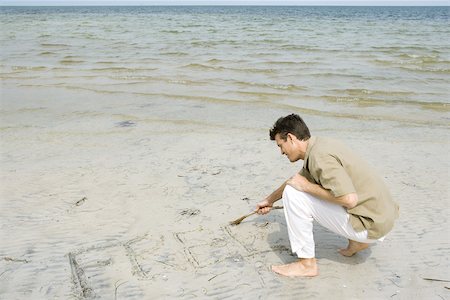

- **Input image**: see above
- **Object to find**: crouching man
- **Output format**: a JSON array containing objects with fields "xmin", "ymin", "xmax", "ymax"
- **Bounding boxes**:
[{"xmin": 257, "ymin": 114, "xmax": 399, "ymax": 277}]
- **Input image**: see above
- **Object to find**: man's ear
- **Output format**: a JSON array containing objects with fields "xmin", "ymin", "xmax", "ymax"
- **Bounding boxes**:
[{"xmin": 287, "ymin": 133, "xmax": 295, "ymax": 142}]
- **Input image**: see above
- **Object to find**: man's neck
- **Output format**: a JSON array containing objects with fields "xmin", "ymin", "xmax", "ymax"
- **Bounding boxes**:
[{"xmin": 298, "ymin": 138, "xmax": 309, "ymax": 160}]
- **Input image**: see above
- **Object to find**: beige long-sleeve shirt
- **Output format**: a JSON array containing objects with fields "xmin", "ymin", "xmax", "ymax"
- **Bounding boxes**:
[{"xmin": 300, "ymin": 136, "xmax": 399, "ymax": 239}]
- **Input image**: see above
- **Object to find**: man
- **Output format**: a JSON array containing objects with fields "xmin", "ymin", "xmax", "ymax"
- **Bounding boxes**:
[{"xmin": 257, "ymin": 114, "xmax": 399, "ymax": 277}]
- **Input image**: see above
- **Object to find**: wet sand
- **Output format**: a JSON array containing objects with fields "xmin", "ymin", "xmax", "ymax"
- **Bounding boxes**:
[{"xmin": 1, "ymin": 84, "xmax": 449, "ymax": 299}]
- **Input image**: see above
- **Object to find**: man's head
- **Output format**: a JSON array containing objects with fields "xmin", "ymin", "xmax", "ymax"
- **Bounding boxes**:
[
  {"xmin": 269, "ymin": 114, "xmax": 311, "ymax": 142},
  {"xmin": 270, "ymin": 114, "xmax": 311, "ymax": 162}
]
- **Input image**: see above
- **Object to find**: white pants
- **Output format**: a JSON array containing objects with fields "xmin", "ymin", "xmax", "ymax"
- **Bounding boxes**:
[{"xmin": 282, "ymin": 185, "xmax": 383, "ymax": 258}]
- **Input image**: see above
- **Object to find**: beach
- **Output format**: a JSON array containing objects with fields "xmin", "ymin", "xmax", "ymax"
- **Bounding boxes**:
[{"xmin": 1, "ymin": 6, "xmax": 449, "ymax": 299}]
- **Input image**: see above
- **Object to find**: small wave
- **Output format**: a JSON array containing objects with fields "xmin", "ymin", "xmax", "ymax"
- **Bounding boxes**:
[
  {"xmin": 321, "ymin": 94, "xmax": 450, "ymax": 112},
  {"xmin": 391, "ymin": 63, "xmax": 450, "ymax": 74},
  {"xmin": 279, "ymin": 45, "xmax": 318, "ymax": 51},
  {"xmin": 60, "ymin": 85, "xmax": 119, "ymax": 94},
  {"xmin": 49, "ymin": 84, "xmax": 244, "ymax": 105},
  {"xmin": 234, "ymin": 81, "xmax": 306, "ymax": 91},
  {"xmin": 109, "ymin": 75, "xmax": 156, "ymax": 81},
  {"xmin": 11, "ymin": 66, "xmax": 47, "ymax": 71},
  {"xmin": 90, "ymin": 67, "xmax": 158, "ymax": 72},
  {"xmin": 258, "ymin": 39, "xmax": 287, "ymax": 44},
  {"xmin": 322, "ymin": 95, "xmax": 391, "ymax": 106},
  {"xmin": 182, "ymin": 63, "xmax": 225, "ymax": 71},
  {"xmin": 252, "ymin": 52, "xmax": 278, "ymax": 57},
  {"xmin": 261, "ymin": 60, "xmax": 317, "ymax": 66},
  {"xmin": 92, "ymin": 81, "xmax": 149, "ymax": 86},
  {"xmin": 95, "ymin": 61, "xmax": 116, "ymax": 65},
  {"xmin": 229, "ymin": 66, "xmax": 278, "ymax": 74},
  {"xmin": 215, "ymin": 39, "xmax": 240, "ymax": 45},
  {"xmin": 0, "ymin": 75, "xmax": 41, "ymax": 79},
  {"xmin": 39, "ymin": 51, "xmax": 56, "ymax": 56},
  {"xmin": 160, "ymin": 51, "xmax": 189, "ymax": 56},
  {"xmin": 268, "ymin": 101, "xmax": 448, "ymax": 127},
  {"xmin": 371, "ymin": 46, "xmax": 429, "ymax": 52},
  {"xmin": 395, "ymin": 53, "xmax": 439, "ymax": 61},
  {"xmin": 160, "ymin": 30, "xmax": 189, "ymax": 34},
  {"xmin": 387, "ymin": 53, "xmax": 448, "ymax": 65},
  {"xmin": 372, "ymin": 59, "xmax": 393, "ymax": 66},
  {"xmin": 190, "ymin": 41, "xmax": 213, "ymax": 47},
  {"xmin": 376, "ymin": 55, "xmax": 448, "ymax": 65},
  {"xmin": 59, "ymin": 59, "xmax": 84, "ymax": 65},
  {"xmin": 236, "ymin": 91, "xmax": 287, "ymax": 98},
  {"xmin": 79, "ymin": 33, "xmax": 102, "ymax": 40},
  {"xmin": 268, "ymin": 83, "xmax": 306, "ymax": 91},
  {"xmin": 183, "ymin": 24, "xmax": 203, "ymax": 28},
  {"xmin": 206, "ymin": 58, "xmax": 226, "ymax": 64},
  {"xmin": 49, "ymin": 67, "xmax": 71, "ymax": 71},
  {"xmin": 168, "ymin": 79, "xmax": 208, "ymax": 85},
  {"xmin": 330, "ymin": 88, "xmax": 415, "ymax": 98},
  {"xmin": 309, "ymin": 72, "xmax": 365, "ymax": 79},
  {"xmin": 263, "ymin": 61, "xmax": 297, "ymax": 66},
  {"xmin": 40, "ymin": 43, "xmax": 69, "ymax": 47},
  {"xmin": 420, "ymin": 102, "xmax": 449, "ymax": 112}
]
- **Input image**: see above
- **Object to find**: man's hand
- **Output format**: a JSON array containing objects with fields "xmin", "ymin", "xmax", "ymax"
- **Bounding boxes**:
[
  {"xmin": 286, "ymin": 173, "xmax": 311, "ymax": 192},
  {"xmin": 256, "ymin": 199, "xmax": 273, "ymax": 215},
  {"xmin": 340, "ymin": 193, "xmax": 358, "ymax": 209}
]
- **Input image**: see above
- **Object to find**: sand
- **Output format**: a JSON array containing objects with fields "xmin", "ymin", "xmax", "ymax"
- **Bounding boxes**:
[{"xmin": 0, "ymin": 85, "xmax": 449, "ymax": 299}]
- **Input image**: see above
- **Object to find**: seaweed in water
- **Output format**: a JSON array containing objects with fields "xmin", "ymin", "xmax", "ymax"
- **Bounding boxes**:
[{"xmin": 116, "ymin": 120, "xmax": 136, "ymax": 128}]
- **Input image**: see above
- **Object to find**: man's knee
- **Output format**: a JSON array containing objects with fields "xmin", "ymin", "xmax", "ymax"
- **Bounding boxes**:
[
  {"xmin": 283, "ymin": 184, "xmax": 314, "ymax": 219},
  {"xmin": 283, "ymin": 184, "xmax": 308, "ymax": 201},
  {"xmin": 282, "ymin": 184, "xmax": 295, "ymax": 199}
]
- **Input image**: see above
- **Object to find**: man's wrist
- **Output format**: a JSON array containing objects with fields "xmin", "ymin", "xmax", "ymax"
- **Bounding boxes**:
[
  {"xmin": 265, "ymin": 197, "xmax": 275, "ymax": 206},
  {"xmin": 303, "ymin": 181, "xmax": 313, "ymax": 194}
]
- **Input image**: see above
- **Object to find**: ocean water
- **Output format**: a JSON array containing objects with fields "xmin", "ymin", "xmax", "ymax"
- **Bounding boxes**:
[{"xmin": 0, "ymin": 6, "xmax": 449, "ymax": 127}]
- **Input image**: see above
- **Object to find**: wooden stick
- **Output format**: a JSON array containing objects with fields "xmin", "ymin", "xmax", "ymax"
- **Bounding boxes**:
[{"xmin": 229, "ymin": 206, "xmax": 283, "ymax": 225}]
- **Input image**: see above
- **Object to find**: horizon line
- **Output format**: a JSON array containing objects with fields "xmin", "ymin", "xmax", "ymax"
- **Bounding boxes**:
[
  {"xmin": 1, "ymin": 4, "xmax": 449, "ymax": 6},
  {"xmin": 1, "ymin": 0, "xmax": 450, "ymax": 7}
]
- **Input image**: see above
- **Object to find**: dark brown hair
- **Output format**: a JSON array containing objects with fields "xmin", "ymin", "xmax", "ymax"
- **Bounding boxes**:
[{"xmin": 269, "ymin": 114, "xmax": 311, "ymax": 141}]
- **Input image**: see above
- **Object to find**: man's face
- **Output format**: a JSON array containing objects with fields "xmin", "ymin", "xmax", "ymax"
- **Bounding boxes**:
[{"xmin": 275, "ymin": 133, "xmax": 300, "ymax": 162}]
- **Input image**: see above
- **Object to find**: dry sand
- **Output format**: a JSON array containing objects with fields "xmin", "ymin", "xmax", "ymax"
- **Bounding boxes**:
[{"xmin": 1, "ymin": 86, "xmax": 449, "ymax": 299}]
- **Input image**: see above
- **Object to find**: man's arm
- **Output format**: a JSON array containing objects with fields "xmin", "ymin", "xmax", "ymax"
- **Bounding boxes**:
[
  {"xmin": 287, "ymin": 173, "xmax": 358, "ymax": 209},
  {"xmin": 256, "ymin": 171, "xmax": 358, "ymax": 215},
  {"xmin": 256, "ymin": 181, "xmax": 287, "ymax": 214}
]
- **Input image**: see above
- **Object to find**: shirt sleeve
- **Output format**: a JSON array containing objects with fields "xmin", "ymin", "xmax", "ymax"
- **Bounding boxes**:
[
  {"xmin": 308, "ymin": 153, "xmax": 356, "ymax": 197},
  {"xmin": 299, "ymin": 168, "xmax": 315, "ymax": 183}
]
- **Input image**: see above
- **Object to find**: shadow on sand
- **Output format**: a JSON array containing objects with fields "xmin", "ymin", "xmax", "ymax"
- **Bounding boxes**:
[{"xmin": 258, "ymin": 216, "xmax": 372, "ymax": 267}]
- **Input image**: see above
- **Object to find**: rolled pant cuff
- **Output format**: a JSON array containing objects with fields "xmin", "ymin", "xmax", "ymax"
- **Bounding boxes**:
[{"xmin": 293, "ymin": 246, "xmax": 315, "ymax": 259}]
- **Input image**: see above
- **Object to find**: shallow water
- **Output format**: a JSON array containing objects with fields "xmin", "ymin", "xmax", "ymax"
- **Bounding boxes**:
[{"xmin": 1, "ymin": 6, "xmax": 449, "ymax": 126}]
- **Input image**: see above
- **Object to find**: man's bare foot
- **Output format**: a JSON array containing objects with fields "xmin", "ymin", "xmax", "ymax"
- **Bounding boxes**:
[
  {"xmin": 339, "ymin": 239, "xmax": 369, "ymax": 257},
  {"xmin": 271, "ymin": 258, "xmax": 318, "ymax": 277}
]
